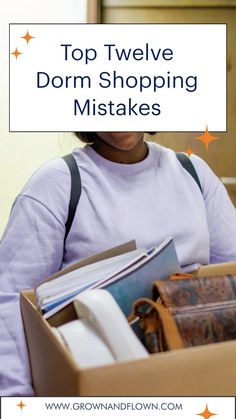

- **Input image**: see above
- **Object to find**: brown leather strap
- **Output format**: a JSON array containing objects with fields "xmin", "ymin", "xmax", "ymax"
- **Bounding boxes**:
[
  {"xmin": 156, "ymin": 302, "xmax": 184, "ymax": 350},
  {"xmin": 152, "ymin": 280, "xmax": 170, "ymax": 303},
  {"xmin": 169, "ymin": 273, "xmax": 193, "ymax": 280},
  {"xmin": 130, "ymin": 298, "xmax": 184, "ymax": 351}
]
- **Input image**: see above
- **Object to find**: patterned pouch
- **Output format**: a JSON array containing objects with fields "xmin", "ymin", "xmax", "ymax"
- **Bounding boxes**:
[{"xmin": 129, "ymin": 275, "xmax": 236, "ymax": 352}]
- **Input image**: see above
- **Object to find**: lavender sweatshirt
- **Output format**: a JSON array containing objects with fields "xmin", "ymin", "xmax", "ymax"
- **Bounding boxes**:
[{"xmin": 1, "ymin": 141, "xmax": 236, "ymax": 395}]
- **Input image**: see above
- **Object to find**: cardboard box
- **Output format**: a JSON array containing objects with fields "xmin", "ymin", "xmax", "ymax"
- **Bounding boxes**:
[
  {"xmin": 20, "ymin": 290, "xmax": 236, "ymax": 396},
  {"xmin": 196, "ymin": 261, "xmax": 236, "ymax": 277},
  {"xmin": 21, "ymin": 263, "xmax": 236, "ymax": 396},
  {"xmin": 20, "ymin": 260, "xmax": 236, "ymax": 396}
]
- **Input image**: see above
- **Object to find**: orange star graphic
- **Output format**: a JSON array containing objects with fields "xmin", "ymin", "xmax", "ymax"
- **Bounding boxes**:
[
  {"xmin": 195, "ymin": 125, "xmax": 219, "ymax": 151},
  {"xmin": 16, "ymin": 400, "xmax": 26, "ymax": 410},
  {"xmin": 196, "ymin": 404, "xmax": 217, "ymax": 419},
  {"xmin": 186, "ymin": 145, "xmax": 193, "ymax": 157},
  {"xmin": 20, "ymin": 30, "xmax": 35, "ymax": 44},
  {"xmin": 11, "ymin": 47, "xmax": 22, "ymax": 59}
]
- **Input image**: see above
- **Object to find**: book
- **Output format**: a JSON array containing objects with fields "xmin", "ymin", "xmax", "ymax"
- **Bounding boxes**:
[
  {"xmin": 153, "ymin": 275, "xmax": 236, "ymax": 347},
  {"xmin": 36, "ymin": 236, "xmax": 180, "ymax": 318},
  {"xmin": 37, "ymin": 247, "xmax": 147, "ymax": 308}
]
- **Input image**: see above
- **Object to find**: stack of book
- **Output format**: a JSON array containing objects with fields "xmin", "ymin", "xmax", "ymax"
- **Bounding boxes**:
[{"xmin": 36, "ymin": 236, "xmax": 180, "ymax": 318}]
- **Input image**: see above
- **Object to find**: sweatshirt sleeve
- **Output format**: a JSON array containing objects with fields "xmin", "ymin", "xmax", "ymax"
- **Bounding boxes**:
[
  {"xmin": 190, "ymin": 154, "xmax": 236, "ymax": 264},
  {"xmin": 0, "ymin": 158, "xmax": 69, "ymax": 395}
]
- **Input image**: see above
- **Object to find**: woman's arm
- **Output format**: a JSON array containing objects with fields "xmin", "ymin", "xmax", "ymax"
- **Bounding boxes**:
[
  {"xmin": 190, "ymin": 154, "xmax": 236, "ymax": 263},
  {"xmin": 0, "ymin": 158, "xmax": 70, "ymax": 395}
]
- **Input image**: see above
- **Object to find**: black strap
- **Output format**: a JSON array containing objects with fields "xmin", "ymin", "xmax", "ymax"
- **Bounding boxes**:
[
  {"xmin": 62, "ymin": 154, "xmax": 81, "ymax": 243},
  {"xmin": 176, "ymin": 152, "xmax": 202, "ymax": 193}
]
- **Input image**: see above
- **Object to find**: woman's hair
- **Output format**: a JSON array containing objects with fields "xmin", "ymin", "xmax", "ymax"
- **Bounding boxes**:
[{"xmin": 75, "ymin": 132, "xmax": 157, "ymax": 144}]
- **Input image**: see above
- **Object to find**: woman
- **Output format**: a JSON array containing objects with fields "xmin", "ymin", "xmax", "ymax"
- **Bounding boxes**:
[{"xmin": 0, "ymin": 131, "xmax": 236, "ymax": 395}]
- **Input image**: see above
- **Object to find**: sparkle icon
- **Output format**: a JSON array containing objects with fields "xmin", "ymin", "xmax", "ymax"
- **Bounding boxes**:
[
  {"xmin": 196, "ymin": 404, "xmax": 217, "ymax": 419},
  {"xmin": 16, "ymin": 400, "xmax": 26, "ymax": 410},
  {"xmin": 20, "ymin": 30, "xmax": 35, "ymax": 44},
  {"xmin": 186, "ymin": 145, "xmax": 193, "ymax": 157},
  {"xmin": 11, "ymin": 47, "xmax": 22, "ymax": 59},
  {"xmin": 195, "ymin": 125, "xmax": 219, "ymax": 151}
]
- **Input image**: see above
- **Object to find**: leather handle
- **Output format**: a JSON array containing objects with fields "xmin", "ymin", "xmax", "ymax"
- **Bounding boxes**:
[{"xmin": 130, "ymin": 298, "xmax": 184, "ymax": 351}]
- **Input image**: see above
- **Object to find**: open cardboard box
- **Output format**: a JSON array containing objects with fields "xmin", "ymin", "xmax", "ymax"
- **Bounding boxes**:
[{"xmin": 20, "ymin": 247, "xmax": 236, "ymax": 396}]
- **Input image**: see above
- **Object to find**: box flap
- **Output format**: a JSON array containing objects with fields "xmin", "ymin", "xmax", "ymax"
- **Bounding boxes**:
[
  {"xmin": 20, "ymin": 290, "xmax": 81, "ymax": 395},
  {"xmin": 196, "ymin": 261, "xmax": 236, "ymax": 277}
]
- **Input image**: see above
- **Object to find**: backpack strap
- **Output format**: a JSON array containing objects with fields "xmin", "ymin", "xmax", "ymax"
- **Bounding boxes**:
[
  {"xmin": 176, "ymin": 152, "xmax": 202, "ymax": 193},
  {"xmin": 62, "ymin": 154, "xmax": 81, "ymax": 243},
  {"xmin": 62, "ymin": 151, "xmax": 202, "ymax": 244}
]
